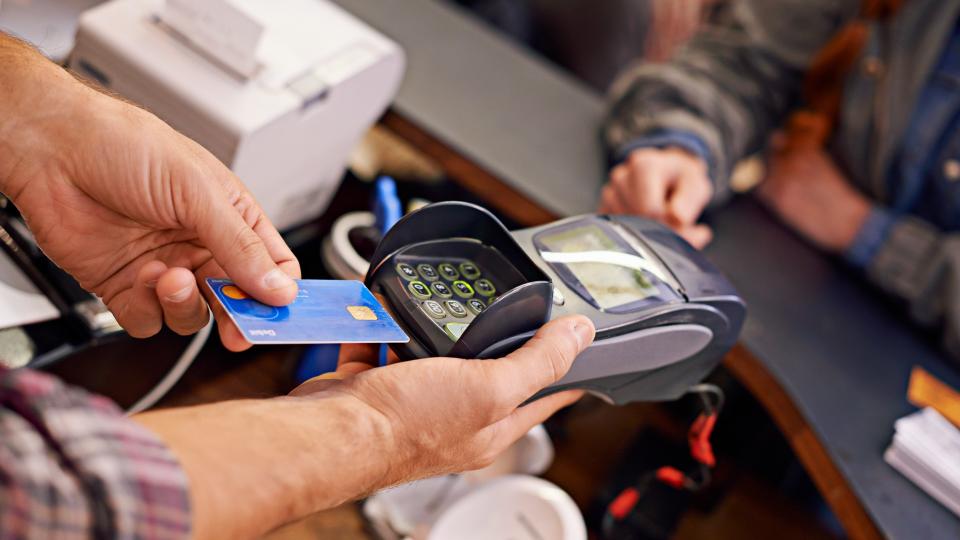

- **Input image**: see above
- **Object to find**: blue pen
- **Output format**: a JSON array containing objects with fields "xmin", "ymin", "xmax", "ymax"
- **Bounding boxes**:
[
  {"xmin": 374, "ymin": 176, "xmax": 402, "ymax": 234},
  {"xmin": 373, "ymin": 176, "xmax": 402, "ymax": 366}
]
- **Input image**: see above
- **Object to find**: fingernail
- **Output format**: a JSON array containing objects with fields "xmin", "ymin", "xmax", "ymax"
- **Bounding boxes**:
[
  {"xmin": 572, "ymin": 322, "xmax": 593, "ymax": 351},
  {"xmin": 165, "ymin": 285, "xmax": 192, "ymax": 303},
  {"xmin": 263, "ymin": 269, "xmax": 295, "ymax": 291},
  {"xmin": 145, "ymin": 280, "xmax": 158, "ymax": 289}
]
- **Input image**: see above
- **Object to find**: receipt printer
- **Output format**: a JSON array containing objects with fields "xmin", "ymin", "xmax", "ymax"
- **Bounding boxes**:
[
  {"xmin": 365, "ymin": 203, "xmax": 745, "ymax": 404},
  {"xmin": 70, "ymin": 0, "xmax": 405, "ymax": 230}
]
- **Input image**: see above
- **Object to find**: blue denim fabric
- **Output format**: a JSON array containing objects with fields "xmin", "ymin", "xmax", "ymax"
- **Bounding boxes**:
[
  {"xmin": 614, "ymin": 130, "xmax": 712, "ymax": 169},
  {"xmin": 846, "ymin": 23, "xmax": 960, "ymax": 266},
  {"xmin": 845, "ymin": 206, "xmax": 896, "ymax": 267}
]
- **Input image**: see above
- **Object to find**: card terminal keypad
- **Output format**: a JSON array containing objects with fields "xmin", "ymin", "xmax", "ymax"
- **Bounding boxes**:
[{"xmin": 394, "ymin": 257, "xmax": 504, "ymax": 340}]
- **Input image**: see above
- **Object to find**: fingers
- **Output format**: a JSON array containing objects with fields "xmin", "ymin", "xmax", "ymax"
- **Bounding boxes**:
[
  {"xmin": 115, "ymin": 261, "xmax": 168, "ymax": 338},
  {"xmin": 156, "ymin": 267, "xmax": 211, "ymax": 335},
  {"xmin": 600, "ymin": 181, "xmax": 627, "ymax": 214},
  {"xmin": 603, "ymin": 149, "xmax": 711, "ymax": 229},
  {"xmin": 616, "ymin": 152, "xmax": 670, "ymax": 219},
  {"xmin": 191, "ymin": 184, "xmax": 298, "ymax": 307},
  {"xmin": 484, "ymin": 389, "xmax": 584, "ymax": 448},
  {"xmin": 250, "ymin": 211, "xmax": 302, "ymax": 281},
  {"xmin": 665, "ymin": 169, "xmax": 712, "ymax": 228},
  {"xmin": 490, "ymin": 316, "xmax": 595, "ymax": 404},
  {"xmin": 678, "ymin": 224, "xmax": 714, "ymax": 249}
]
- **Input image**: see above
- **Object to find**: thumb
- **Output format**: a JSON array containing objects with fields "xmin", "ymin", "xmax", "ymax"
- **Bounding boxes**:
[
  {"xmin": 193, "ymin": 187, "xmax": 298, "ymax": 306},
  {"xmin": 679, "ymin": 224, "xmax": 714, "ymax": 249},
  {"xmin": 493, "ymin": 316, "xmax": 596, "ymax": 404}
]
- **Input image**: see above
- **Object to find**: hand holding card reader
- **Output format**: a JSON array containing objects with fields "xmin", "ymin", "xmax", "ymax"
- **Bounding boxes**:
[{"xmin": 365, "ymin": 202, "xmax": 745, "ymax": 404}]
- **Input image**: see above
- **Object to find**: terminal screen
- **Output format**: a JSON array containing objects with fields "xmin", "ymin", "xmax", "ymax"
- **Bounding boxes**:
[{"xmin": 538, "ymin": 224, "xmax": 659, "ymax": 310}]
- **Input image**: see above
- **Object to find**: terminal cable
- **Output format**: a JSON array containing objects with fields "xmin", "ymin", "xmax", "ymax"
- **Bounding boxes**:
[
  {"xmin": 602, "ymin": 383, "xmax": 724, "ymax": 536},
  {"xmin": 126, "ymin": 317, "xmax": 212, "ymax": 414}
]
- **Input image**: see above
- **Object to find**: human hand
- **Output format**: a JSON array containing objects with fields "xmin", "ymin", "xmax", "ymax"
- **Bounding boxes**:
[
  {"xmin": 291, "ymin": 315, "xmax": 596, "ymax": 482},
  {"xmin": 136, "ymin": 317, "xmax": 593, "ymax": 539},
  {"xmin": 756, "ymin": 133, "xmax": 870, "ymax": 253},
  {"xmin": 600, "ymin": 147, "xmax": 714, "ymax": 248},
  {"xmin": 0, "ymin": 40, "xmax": 299, "ymax": 351}
]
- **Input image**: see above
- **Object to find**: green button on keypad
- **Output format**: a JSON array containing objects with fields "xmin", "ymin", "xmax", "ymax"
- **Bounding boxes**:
[
  {"xmin": 467, "ymin": 299, "xmax": 486, "ymax": 315},
  {"xmin": 474, "ymin": 279, "xmax": 496, "ymax": 297},
  {"xmin": 444, "ymin": 322, "xmax": 469, "ymax": 341},
  {"xmin": 408, "ymin": 280, "xmax": 432, "ymax": 299},
  {"xmin": 431, "ymin": 281, "xmax": 453, "ymax": 298},
  {"xmin": 417, "ymin": 264, "xmax": 439, "ymax": 281},
  {"xmin": 396, "ymin": 263, "xmax": 418, "ymax": 281},
  {"xmin": 438, "ymin": 263, "xmax": 460, "ymax": 281},
  {"xmin": 452, "ymin": 280, "xmax": 474, "ymax": 298},
  {"xmin": 421, "ymin": 300, "xmax": 446, "ymax": 319},
  {"xmin": 445, "ymin": 300, "xmax": 468, "ymax": 318},
  {"xmin": 459, "ymin": 261, "xmax": 481, "ymax": 280}
]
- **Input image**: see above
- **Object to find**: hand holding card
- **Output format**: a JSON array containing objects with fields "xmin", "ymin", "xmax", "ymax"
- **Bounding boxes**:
[{"xmin": 207, "ymin": 278, "xmax": 409, "ymax": 345}]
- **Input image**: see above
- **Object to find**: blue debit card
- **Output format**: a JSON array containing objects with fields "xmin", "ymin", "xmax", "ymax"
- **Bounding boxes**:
[{"xmin": 206, "ymin": 278, "xmax": 409, "ymax": 345}]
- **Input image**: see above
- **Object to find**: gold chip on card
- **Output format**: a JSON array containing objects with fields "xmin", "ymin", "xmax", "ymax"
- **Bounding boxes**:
[{"xmin": 346, "ymin": 305, "xmax": 378, "ymax": 321}]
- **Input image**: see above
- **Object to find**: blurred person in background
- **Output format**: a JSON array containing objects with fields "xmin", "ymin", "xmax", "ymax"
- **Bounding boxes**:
[
  {"xmin": 454, "ymin": 0, "xmax": 712, "ymax": 90},
  {"xmin": 599, "ymin": 0, "xmax": 960, "ymax": 365}
]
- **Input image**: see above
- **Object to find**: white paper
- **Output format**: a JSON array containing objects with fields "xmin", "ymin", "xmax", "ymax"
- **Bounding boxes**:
[
  {"xmin": 161, "ymin": 0, "xmax": 265, "ymax": 77},
  {"xmin": 885, "ymin": 408, "xmax": 960, "ymax": 518},
  {"xmin": 0, "ymin": 250, "xmax": 59, "ymax": 330}
]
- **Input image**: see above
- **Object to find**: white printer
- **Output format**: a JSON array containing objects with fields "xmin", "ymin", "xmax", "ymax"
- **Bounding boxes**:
[{"xmin": 70, "ymin": 0, "xmax": 405, "ymax": 230}]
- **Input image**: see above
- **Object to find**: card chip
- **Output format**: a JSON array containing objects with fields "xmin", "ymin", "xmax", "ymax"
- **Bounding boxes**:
[{"xmin": 347, "ymin": 306, "xmax": 378, "ymax": 321}]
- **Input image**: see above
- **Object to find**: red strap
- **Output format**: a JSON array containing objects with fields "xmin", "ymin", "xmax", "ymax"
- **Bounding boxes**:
[
  {"xmin": 655, "ymin": 467, "xmax": 687, "ymax": 489},
  {"xmin": 689, "ymin": 413, "xmax": 717, "ymax": 467},
  {"xmin": 609, "ymin": 487, "xmax": 640, "ymax": 519}
]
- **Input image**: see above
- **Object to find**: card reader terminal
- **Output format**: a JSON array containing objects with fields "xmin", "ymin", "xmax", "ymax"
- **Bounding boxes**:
[{"xmin": 365, "ymin": 202, "xmax": 745, "ymax": 404}]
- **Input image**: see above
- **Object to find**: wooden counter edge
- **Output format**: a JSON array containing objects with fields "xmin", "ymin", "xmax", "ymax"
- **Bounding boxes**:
[{"xmin": 724, "ymin": 344, "xmax": 883, "ymax": 540}]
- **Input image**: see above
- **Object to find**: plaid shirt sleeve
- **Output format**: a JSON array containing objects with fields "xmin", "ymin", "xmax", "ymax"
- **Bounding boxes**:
[{"xmin": 0, "ymin": 367, "xmax": 191, "ymax": 539}]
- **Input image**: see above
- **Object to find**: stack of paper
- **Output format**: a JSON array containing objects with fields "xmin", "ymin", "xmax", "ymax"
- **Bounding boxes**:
[{"xmin": 885, "ymin": 407, "xmax": 960, "ymax": 518}]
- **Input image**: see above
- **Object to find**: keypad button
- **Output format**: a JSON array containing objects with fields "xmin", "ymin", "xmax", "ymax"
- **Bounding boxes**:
[
  {"xmin": 452, "ymin": 280, "xmax": 475, "ymax": 298},
  {"xmin": 431, "ymin": 281, "xmax": 453, "ymax": 298},
  {"xmin": 467, "ymin": 299, "xmax": 487, "ymax": 315},
  {"xmin": 438, "ymin": 263, "xmax": 460, "ymax": 281},
  {"xmin": 421, "ymin": 300, "xmax": 446, "ymax": 319},
  {"xmin": 417, "ymin": 264, "xmax": 439, "ymax": 281},
  {"xmin": 444, "ymin": 322, "xmax": 469, "ymax": 341},
  {"xmin": 396, "ymin": 263, "xmax": 418, "ymax": 281},
  {"xmin": 445, "ymin": 300, "xmax": 468, "ymax": 318},
  {"xmin": 459, "ymin": 261, "xmax": 481, "ymax": 280},
  {"xmin": 408, "ymin": 280, "xmax": 432, "ymax": 299},
  {"xmin": 474, "ymin": 279, "xmax": 496, "ymax": 297}
]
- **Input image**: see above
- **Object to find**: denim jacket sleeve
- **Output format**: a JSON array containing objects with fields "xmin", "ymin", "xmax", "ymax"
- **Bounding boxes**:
[
  {"xmin": 602, "ymin": 0, "xmax": 860, "ymax": 204},
  {"xmin": 866, "ymin": 215, "xmax": 960, "ymax": 363}
]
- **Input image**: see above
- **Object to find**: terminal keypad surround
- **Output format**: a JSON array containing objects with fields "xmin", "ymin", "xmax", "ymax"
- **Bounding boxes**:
[{"xmin": 395, "ymin": 259, "xmax": 499, "ymax": 340}]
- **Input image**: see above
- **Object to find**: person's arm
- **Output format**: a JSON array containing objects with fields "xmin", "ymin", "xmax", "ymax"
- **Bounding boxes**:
[
  {"xmin": 1, "ymin": 317, "xmax": 593, "ymax": 539},
  {"xmin": 755, "ymin": 135, "xmax": 960, "ymax": 364},
  {"xmin": 602, "ymin": 0, "xmax": 861, "ymax": 199},
  {"xmin": 136, "ymin": 316, "xmax": 595, "ymax": 539},
  {"xmin": 858, "ymin": 216, "xmax": 960, "ymax": 363}
]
